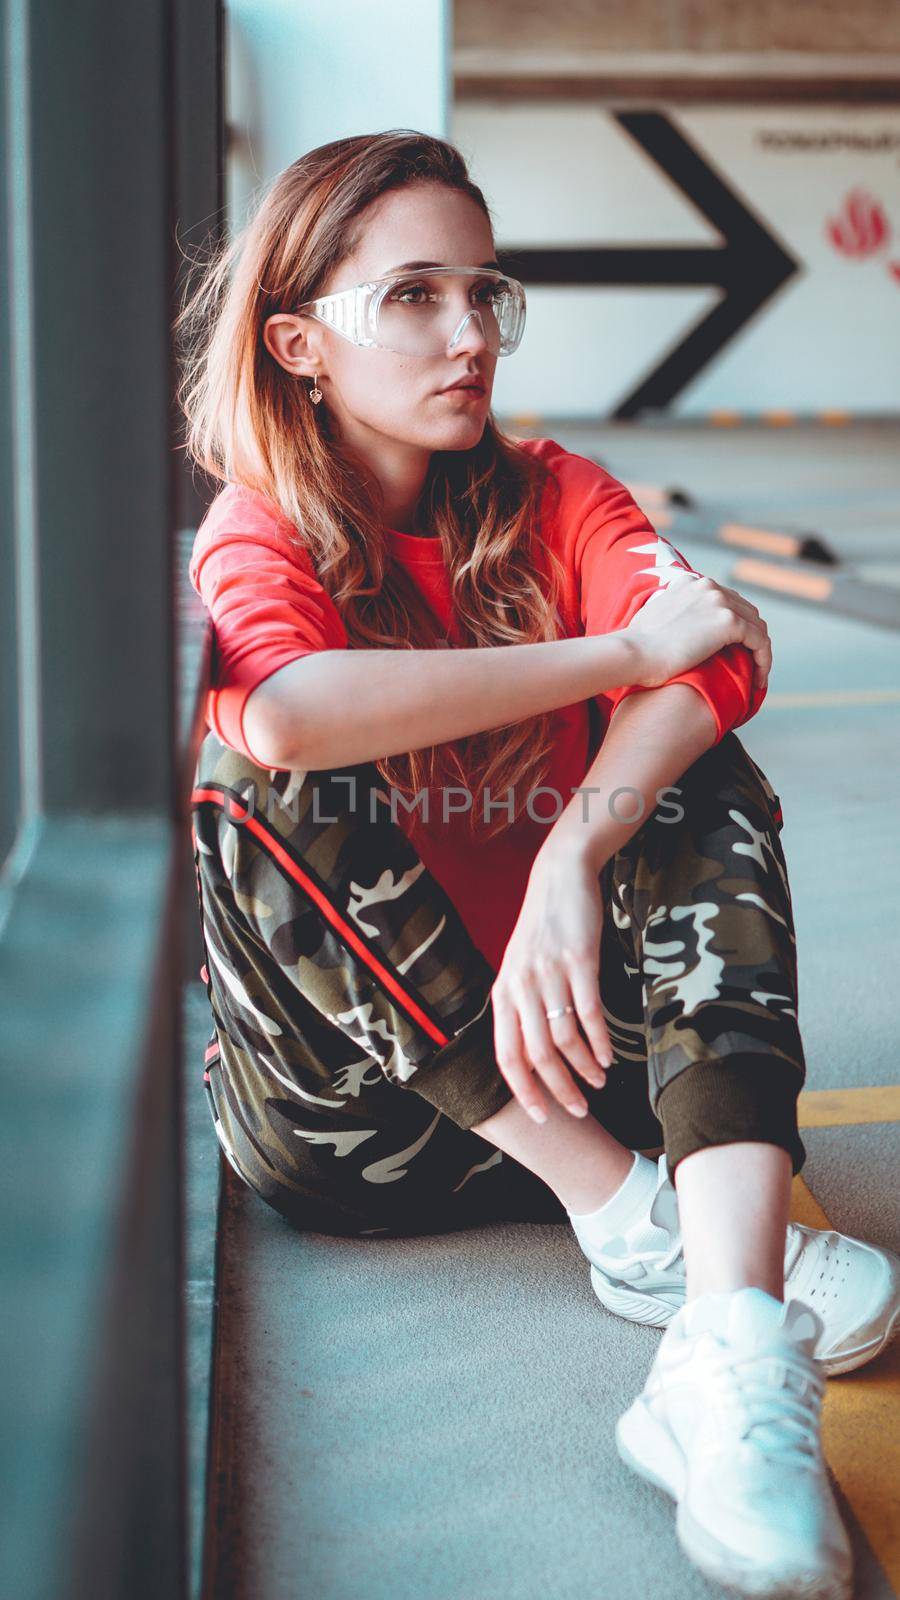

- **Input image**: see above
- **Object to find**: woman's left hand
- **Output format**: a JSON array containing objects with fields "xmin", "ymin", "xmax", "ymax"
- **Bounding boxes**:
[{"xmin": 490, "ymin": 845, "xmax": 616, "ymax": 1122}]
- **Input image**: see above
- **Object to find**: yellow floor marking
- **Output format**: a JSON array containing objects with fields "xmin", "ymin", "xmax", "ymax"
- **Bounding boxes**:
[
  {"xmin": 789, "ymin": 1174, "xmax": 900, "ymax": 1590},
  {"xmin": 733, "ymin": 558, "xmax": 834, "ymax": 599},
  {"xmin": 798, "ymin": 1085, "xmax": 900, "ymax": 1127},
  {"xmin": 720, "ymin": 523, "xmax": 803, "ymax": 557},
  {"xmin": 765, "ymin": 689, "xmax": 900, "ymax": 709},
  {"xmin": 790, "ymin": 1172, "xmax": 836, "ymax": 1229}
]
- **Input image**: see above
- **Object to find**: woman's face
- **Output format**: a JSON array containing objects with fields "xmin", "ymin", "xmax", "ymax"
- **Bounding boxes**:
[{"xmin": 265, "ymin": 183, "xmax": 500, "ymax": 457}]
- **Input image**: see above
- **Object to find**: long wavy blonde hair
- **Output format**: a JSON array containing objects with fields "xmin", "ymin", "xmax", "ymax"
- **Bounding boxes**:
[{"xmin": 174, "ymin": 129, "xmax": 570, "ymax": 840}]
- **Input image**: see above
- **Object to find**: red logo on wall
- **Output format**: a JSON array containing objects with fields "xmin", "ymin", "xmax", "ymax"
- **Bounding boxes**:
[
  {"xmin": 826, "ymin": 186, "xmax": 900, "ymax": 282},
  {"xmin": 826, "ymin": 187, "xmax": 890, "ymax": 257}
]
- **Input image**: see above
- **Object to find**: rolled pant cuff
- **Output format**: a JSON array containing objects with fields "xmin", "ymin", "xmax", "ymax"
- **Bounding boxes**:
[
  {"xmin": 656, "ymin": 1055, "xmax": 807, "ymax": 1180},
  {"xmin": 406, "ymin": 994, "xmax": 515, "ymax": 1130}
]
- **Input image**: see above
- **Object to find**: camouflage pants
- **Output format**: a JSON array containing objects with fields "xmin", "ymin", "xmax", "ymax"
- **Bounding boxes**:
[{"xmin": 190, "ymin": 728, "xmax": 807, "ymax": 1239}]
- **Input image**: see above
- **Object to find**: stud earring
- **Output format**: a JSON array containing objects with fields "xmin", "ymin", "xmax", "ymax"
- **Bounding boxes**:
[{"xmin": 308, "ymin": 372, "xmax": 323, "ymax": 405}]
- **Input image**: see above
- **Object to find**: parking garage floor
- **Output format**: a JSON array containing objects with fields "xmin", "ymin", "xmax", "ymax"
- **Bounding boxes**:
[{"xmin": 184, "ymin": 420, "xmax": 900, "ymax": 1600}]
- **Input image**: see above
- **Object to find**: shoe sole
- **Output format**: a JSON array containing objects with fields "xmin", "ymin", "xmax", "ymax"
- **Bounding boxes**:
[
  {"xmin": 615, "ymin": 1395, "xmax": 853, "ymax": 1600},
  {"xmin": 593, "ymin": 1260, "xmax": 900, "ymax": 1376},
  {"xmin": 589, "ymin": 1264, "xmax": 682, "ymax": 1329}
]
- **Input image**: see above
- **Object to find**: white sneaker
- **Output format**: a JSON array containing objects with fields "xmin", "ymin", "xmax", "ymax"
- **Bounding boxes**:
[
  {"xmin": 615, "ymin": 1287, "xmax": 854, "ymax": 1600},
  {"xmin": 586, "ymin": 1154, "xmax": 900, "ymax": 1376}
]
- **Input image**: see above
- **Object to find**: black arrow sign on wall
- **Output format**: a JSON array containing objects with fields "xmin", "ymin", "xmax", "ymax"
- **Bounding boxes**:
[{"xmin": 498, "ymin": 110, "xmax": 801, "ymax": 419}]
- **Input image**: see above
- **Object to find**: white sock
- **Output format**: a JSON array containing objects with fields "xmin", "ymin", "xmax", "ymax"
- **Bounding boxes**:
[
  {"xmin": 682, "ymin": 1285, "xmax": 785, "ymax": 1338},
  {"xmin": 565, "ymin": 1150, "xmax": 672, "ymax": 1261}
]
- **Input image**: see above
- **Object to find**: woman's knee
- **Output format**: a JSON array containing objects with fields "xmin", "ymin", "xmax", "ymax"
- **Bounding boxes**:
[
  {"xmin": 613, "ymin": 731, "xmax": 789, "ymax": 914},
  {"xmin": 677, "ymin": 731, "xmax": 784, "ymax": 837}
]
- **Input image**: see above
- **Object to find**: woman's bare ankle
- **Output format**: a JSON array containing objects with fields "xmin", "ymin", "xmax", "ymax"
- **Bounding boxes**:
[
  {"xmin": 675, "ymin": 1141, "xmax": 791, "ymax": 1303},
  {"xmin": 471, "ymin": 1093, "xmax": 637, "ymax": 1211}
]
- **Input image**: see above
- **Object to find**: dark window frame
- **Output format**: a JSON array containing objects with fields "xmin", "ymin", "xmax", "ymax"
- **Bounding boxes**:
[{"xmin": 0, "ymin": 3, "xmax": 224, "ymax": 1597}]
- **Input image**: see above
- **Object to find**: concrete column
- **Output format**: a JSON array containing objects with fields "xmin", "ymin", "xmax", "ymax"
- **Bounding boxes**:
[{"xmin": 224, "ymin": 0, "xmax": 451, "ymax": 229}]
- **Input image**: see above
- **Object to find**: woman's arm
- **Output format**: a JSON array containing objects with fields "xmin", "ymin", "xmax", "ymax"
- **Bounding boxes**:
[
  {"xmin": 537, "ymin": 682, "xmax": 719, "ymax": 874},
  {"xmin": 246, "ymin": 572, "xmax": 770, "ymax": 771},
  {"xmin": 486, "ymin": 684, "xmax": 721, "ymax": 1120},
  {"xmin": 245, "ymin": 632, "xmax": 644, "ymax": 771}
]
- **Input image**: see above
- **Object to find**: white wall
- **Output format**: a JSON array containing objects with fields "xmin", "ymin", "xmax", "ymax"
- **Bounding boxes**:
[
  {"xmin": 453, "ymin": 102, "xmax": 900, "ymax": 418},
  {"xmin": 220, "ymin": 10, "xmax": 898, "ymax": 417},
  {"xmin": 224, "ymin": 0, "xmax": 451, "ymax": 230}
]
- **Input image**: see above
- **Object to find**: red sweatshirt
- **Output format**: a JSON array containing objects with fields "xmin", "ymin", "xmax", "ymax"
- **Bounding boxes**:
[{"xmin": 189, "ymin": 436, "xmax": 764, "ymax": 971}]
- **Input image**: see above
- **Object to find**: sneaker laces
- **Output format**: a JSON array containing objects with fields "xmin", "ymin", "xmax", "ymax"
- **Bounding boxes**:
[{"xmin": 703, "ymin": 1344, "xmax": 826, "ymax": 1466}]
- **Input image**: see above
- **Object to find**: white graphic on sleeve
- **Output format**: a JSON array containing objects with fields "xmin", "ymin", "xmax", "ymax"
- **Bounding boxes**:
[{"xmin": 627, "ymin": 537, "xmax": 693, "ymax": 589}]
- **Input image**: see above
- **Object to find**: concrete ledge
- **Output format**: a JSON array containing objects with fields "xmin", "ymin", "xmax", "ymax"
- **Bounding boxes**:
[{"xmin": 0, "ymin": 814, "xmax": 185, "ymax": 1600}]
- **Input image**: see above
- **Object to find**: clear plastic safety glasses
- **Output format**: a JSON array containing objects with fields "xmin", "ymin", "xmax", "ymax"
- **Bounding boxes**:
[{"xmin": 288, "ymin": 266, "xmax": 527, "ymax": 358}]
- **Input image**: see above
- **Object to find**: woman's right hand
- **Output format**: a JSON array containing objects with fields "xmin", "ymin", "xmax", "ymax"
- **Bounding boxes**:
[{"xmin": 623, "ymin": 572, "xmax": 772, "ymax": 694}]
